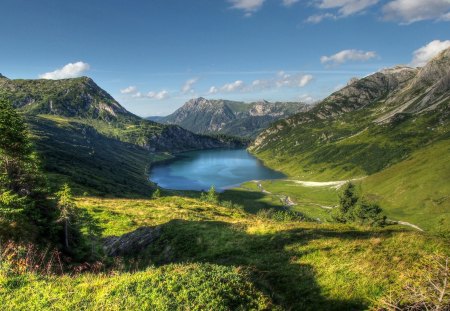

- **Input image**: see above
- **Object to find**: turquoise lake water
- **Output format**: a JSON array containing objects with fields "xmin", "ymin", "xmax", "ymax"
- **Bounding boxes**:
[{"xmin": 149, "ymin": 149, "xmax": 285, "ymax": 191}]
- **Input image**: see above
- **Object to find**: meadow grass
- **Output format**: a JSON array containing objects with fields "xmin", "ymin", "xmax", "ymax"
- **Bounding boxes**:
[{"xmin": 2, "ymin": 196, "xmax": 445, "ymax": 310}]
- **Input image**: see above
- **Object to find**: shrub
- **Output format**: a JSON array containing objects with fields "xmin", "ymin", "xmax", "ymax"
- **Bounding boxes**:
[
  {"xmin": 332, "ymin": 182, "xmax": 386, "ymax": 227},
  {"xmin": 152, "ymin": 188, "xmax": 161, "ymax": 199},
  {"xmin": 200, "ymin": 185, "xmax": 219, "ymax": 204},
  {"xmin": 256, "ymin": 208, "xmax": 306, "ymax": 222}
]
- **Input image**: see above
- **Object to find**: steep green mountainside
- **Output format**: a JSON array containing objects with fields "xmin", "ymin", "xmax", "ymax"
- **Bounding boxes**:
[
  {"xmin": 0, "ymin": 76, "xmax": 240, "ymax": 196},
  {"xmin": 361, "ymin": 139, "xmax": 450, "ymax": 230},
  {"xmin": 251, "ymin": 49, "xmax": 450, "ymax": 178},
  {"xmin": 151, "ymin": 97, "xmax": 311, "ymax": 138},
  {"xmin": 250, "ymin": 48, "xmax": 450, "ymax": 229}
]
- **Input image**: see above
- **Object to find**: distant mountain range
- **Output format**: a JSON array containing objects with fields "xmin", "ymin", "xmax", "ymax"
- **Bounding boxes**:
[
  {"xmin": 148, "ymin": 98, "xmax": 311, "ymax": 138},
  {"xmin": 250, "ymin": 47, "xmax": 450, "ymax": 229},
  {"xmin": 0, "ymin": 75, "xmax": 242, "ymax": 195}
]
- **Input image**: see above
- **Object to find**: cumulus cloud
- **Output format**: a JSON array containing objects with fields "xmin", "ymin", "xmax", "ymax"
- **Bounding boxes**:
[
  {"xmin": 120, "ymin": 86, "xmax": 138, "ymax": 95},
  {"xmin": 383, "ymin": 0, "xmax": 450, "ymax": 24},
  {"xmin": 305, "ymin": 0, "xmax": 378, "ymax": 23},
  {"xmin": 282, "ymin": 0, "xmax": 299, "ymax": 7},
  {"xmin": 229, "ymin": 0, "xmax": 265, "ymax": 15},
  {"xmin": 208, "ymin": 72, "xmax": 313, "ymax": 95},
  {"xmin": 147, "ymin": 90, "xmax": 170, "ymax": 100},
  {"xmin": 208, "ymin": 86, "xmax": 219, "ymax": 94},
  {"xmin": 410, "ymin": 40, "xmax": 450, "ymax": 67},
  {"xmin": 320, "ymin": 49, "xmax": 377, "ymax": 66},
  {"xmin": 299, "ymin": 94, "xmax": 315, "ymax": 103},
  {"xmin": 39, "ymin": 61, "xmax": 90, "ymax": 80},
  {"xmin": 275, "ymin": 71, "xmax": 313, "ymax": 87},
  {"xmin": 317, "ymin": 0, "xmax": 378, "ymax": 16},
  {"xmin": 120, "ymin": 86, "xmax": 170, "ymax": 100},
  {"xmin": 181, "ymin": 78, "xmax": 199, "ymax": 94},
  {"xmin": 305, "ymin": 13, "xmax": 337, "ymax": 23},
  {"xmin": 221, "ymin": 80, "xmax": 246, "ymax": 92}
]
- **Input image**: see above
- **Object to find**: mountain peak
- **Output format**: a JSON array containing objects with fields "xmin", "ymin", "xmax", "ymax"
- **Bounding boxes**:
[
  {"xmin": 0, "ymin": 76, "xmax": 132, "ymax": 120},
  {"xmin": 0, "ymin": 73, "xmax": 7, "ymax": 79}
]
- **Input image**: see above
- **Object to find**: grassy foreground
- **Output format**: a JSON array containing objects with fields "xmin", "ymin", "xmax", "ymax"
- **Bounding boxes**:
[{"xmin": 2, "ymin": 196, "xmax": 448, "ymax": 310}]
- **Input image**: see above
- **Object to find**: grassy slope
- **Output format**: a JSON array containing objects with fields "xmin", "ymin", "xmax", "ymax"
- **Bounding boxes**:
[
  {"xmin": 1, "ymin": 264, "xmax": 272, "ymax": 311},
  {"xmin": 2, "ymin": 196, "xmax": 447, "ymax": 310},
  {"xmin": 253, "ymin": 105, "xmax": 448, "ymax": 180},
  {"xmin": 362, "ymin": 139, "xmax": 450, "ymax": 231},
  {"xmin": 251, "ymin": 104, "xmax": 450, "ymax": 231},
  {"xmin": 26, "ymin": 114, "xmax": 170, "ymax": 196}
]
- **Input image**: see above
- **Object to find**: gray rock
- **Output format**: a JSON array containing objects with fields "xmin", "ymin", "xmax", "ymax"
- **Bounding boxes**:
[{"xmin": 103, "ymin": 226, "xmax": 162, "ymax": 257}]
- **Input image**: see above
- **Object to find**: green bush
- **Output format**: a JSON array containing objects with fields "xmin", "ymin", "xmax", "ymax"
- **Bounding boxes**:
[
  {"xmin": 200, "ymin": 185, "xmax": 219, "ymax": 204},
  {"xmin": 256, "ymin": 208, "xmax": 306, "ymax": 222},
  {"xmin": 332, "ymin": 183, "xmax": 386, "ymax": 227},
  {"xmin": 152, "ymin": 188, "xmax": 161, "ymax": 199}
]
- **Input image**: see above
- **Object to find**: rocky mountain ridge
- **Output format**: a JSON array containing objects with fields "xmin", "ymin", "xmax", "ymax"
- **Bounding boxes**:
[
  {"xmin": 252, "ymin": 48, "xmax": 450, "ymax": 152},
  {"xmin": 250, "ymin": 47, "xmax": 450, "ymax": 180},
  {"xmin": 152, "ymin": 97, "xmax": 311, "ymax": 138}
]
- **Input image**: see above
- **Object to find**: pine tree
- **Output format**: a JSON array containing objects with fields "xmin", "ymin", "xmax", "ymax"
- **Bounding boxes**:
[
  {"xmin": 0, "ymin": 98, "xmax": 57, "ymax": 241},
  {"xmin": 56, "ymin": 184, "xmax": 77, "ymax": 250}
]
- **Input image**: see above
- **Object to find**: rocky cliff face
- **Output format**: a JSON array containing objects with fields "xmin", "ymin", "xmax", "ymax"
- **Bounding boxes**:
[{"xmin": 154, "ymin": 97, "xmax": 311, "ymax": 138}]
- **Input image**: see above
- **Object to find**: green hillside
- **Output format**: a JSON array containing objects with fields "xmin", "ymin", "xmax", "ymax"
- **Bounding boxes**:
[
  {"xmin": 0, "ymin": 76, "xmax": 242, "ymax": 195},
  {"xmin": 362, "ymin": 139, "xmax": 450, "ymax": 230},
  {"xmin": 2, "ymin": 196, "xmax": 448, "ymax": 310},
  {"xmin": 250, "ymin": 49, "xmax": 450, "ymax": 231}
]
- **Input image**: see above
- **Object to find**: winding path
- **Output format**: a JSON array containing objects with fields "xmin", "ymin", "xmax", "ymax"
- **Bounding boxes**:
[{"xmin": 250, "ymin": 179, "xmax": 424, "ymax": 232}]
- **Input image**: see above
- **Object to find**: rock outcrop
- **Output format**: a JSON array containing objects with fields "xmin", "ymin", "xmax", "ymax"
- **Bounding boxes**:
[{"xmin": 103, "ymin": 226, "xmax": 162, "ymax": 256}]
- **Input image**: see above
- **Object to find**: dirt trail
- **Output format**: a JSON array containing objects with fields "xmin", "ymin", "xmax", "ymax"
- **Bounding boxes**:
[
  {"xmin": 254, "ymin": 181, "xmax": 293, "ymax": 209},
  {"xmin": 251, "ymin": 180, "xmax": 424, "ymax": 231},
  {"xmin": 287, "ymin": 177, "xmax": 366, "ymax": 189},
  {"xmin": 389, "ymin": 220, "xmax": 424, "ymax": 232}
]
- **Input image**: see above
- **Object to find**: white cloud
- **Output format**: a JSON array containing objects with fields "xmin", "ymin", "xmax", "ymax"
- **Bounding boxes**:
[
  {"xmin": 120, "ymin": 86, "xmax": 138, "ymax": 94},
  {"xmin": 299, "ymin": 94, "xmax": 315, "ymax": 103},
  {"xmin": 282, "ymin": 0, "xmax": 299, "ymax": 7},
  {"xmin": 229, "ymin": 0, "xmax": 265, "ymax": 15},
  {"xmin": 208, "ymin": 86, "xmax": 219, "ymax": 94},
  {"xmin": 316, "ymin": 0, "xmax": 379, "ymax": 16},
  {"xmin": 383, "ymin": 0, "xmax": 450, "ymax": 24},
  {"xmin": 221, "ymin": 80, "xmax": 246, "ymax": 92},
  {"xmin": 147, "ymin": 90, "xmax": 170, "ymax": 100},
  {"xmin": 410, "ymin": 40, "xmax": 450, "ymax": 67},
  {"xmin": 299, "ymin": 75, "xmax": 314, "ymax": 87},
  {"xmin": 305, "ymin": 13, "xmax": 337, "ymax": 23},
  {"xmin": 275, "ymin": 71, "xmax": 313, "ymax": 87},
  {"xmin": 121, "ymin": 86, "xmax": 170, "ymax": 100},
  {"xmin": 181, "ymin": 78, "xmax": 199, "ymax": 94},
  {"xmin": 208, "ymin": 72, "xmax": 313, "ymax": 95},
  {"xmin": 321, "ymin": 49, "xmax": 377, "ymax": 66},
  {"xmin": 39, "ymin": 61, "xmax": 90, "ymax": 80}
]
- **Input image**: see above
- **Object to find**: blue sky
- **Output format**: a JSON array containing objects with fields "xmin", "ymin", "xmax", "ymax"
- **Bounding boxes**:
[{"xmin": 1, "ymin": 0, "xmax": 449, "ymax": 116}]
